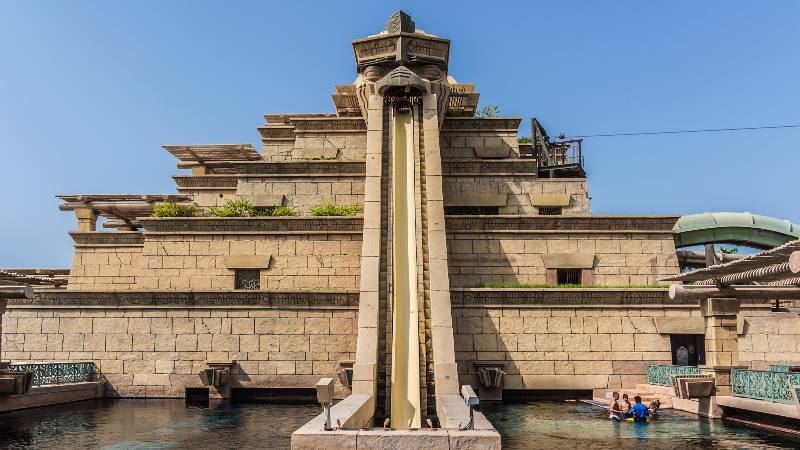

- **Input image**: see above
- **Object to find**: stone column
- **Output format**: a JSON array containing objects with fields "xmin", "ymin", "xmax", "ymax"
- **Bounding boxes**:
[
  {"xmin": 700, "ymin": 297, "xmax": 742, "ymax": 396},
  {"xmin": 74, "ymin": 207, "xmax": 98, "ymax": 232}
]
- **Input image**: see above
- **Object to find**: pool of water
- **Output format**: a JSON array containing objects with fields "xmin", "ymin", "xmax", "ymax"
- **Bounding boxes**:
[
  {"xmin": 0, "ymin": 399, "xmax": 797, "ymax": 449},
  {"xmin": 0, "ymin": 399, "xmax": 319, "ymax": 449},
  {"xmin": 483, "ymin": 400, "xmax": 798, "ymax": 449}
]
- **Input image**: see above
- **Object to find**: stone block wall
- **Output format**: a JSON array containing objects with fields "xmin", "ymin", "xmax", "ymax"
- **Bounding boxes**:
[
  {"xmin": 67, "ymin": 233, "xmax": 362, "ymax": 291},
  {"xmin": 446, "ymin": 232, "xmax": 679, "ymax": 287},
  {"xmin": 264, "ymin": 132, "xmax": 367, "ymax": 161},
  {"xmin": 738, "ymin": 310, "xmax": 800, "ymax": 368},
  {"xmin": 136, "ymin": 234, "xmax": 362, "ymax": 290},
  {"xmin": 443, "ymin": 177, "xmax": 589, "ymax": 215},
  {"xmin": 452, "ymin": 305, "xmax": 683, "ymax": 391},
  {"xmin": 1, "ymin": 306, "xmax": 357, "ymax": 398},
  {"xmin": 68, "ymin": 246, "xmax": 145, "ymax": 290},
  {"xmin": 236, "ymin": 176, "xmax": 365, "ymax": 213},
  {"xmin": 440, "ymin": 131, "xmax": 519, "ymax": 159}
]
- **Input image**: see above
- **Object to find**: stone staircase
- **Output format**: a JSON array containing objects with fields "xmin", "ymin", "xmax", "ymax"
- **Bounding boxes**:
[{"xmin": 593, "ymin": 384, "xmax": 675, "ymax": 409}]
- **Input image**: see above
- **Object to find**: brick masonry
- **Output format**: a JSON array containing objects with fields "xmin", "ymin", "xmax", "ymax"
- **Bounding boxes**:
[{"xmin": 1, "ymin": 306, "xmax": 358, "ymax": 397}]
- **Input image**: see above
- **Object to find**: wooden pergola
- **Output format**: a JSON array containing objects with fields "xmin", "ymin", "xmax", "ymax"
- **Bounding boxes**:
[
  {"xmin": 58, "ymin": 194, "xmax": 192, "ymax": 230},
  {"xmin": 663, "ymin": 239, "xmax": 800, "ymax": 303},
  {"xmin": 163, "ymin": 144, "xmax": 262, "ymax": 174}
]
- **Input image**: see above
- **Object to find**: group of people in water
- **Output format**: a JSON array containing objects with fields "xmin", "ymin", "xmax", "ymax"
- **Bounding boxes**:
[{"xmin": 608, "ymin": 392, "xmax": 660, "ymax": 423}]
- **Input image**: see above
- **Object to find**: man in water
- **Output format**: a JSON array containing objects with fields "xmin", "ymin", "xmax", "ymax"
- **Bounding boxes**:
[
  {"xmin": 608, "ymin": 392, "xmax": 625, "ymax": 420},
  {"xmin": 630, "ymin": 396, "xmax": 649, "ymax": 423}
]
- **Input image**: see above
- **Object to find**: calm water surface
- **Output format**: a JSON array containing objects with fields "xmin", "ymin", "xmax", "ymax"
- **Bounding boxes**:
[
  {"xmin": 0, "ymin": 399, "xmax": 319, "ymax": 449},
  {"xmin": 0, "ymin": 399, "xmax": 797, "ymax": 449},
  {"xmin": 483, "ymin": 401, "xmax": 799, "ymax": 449}
]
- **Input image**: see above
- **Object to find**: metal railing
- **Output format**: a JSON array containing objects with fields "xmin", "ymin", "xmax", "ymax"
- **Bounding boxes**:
[
  {"xmin": 8, "ymin": 362, "xmax": 95, "ymax": 387},
  {"xmin": 732, "ymin": 369, "xmax": 800, "ymax": 404},
  {"xmin": 768, "ymin": 365, "xmax": 800, "ymax": 373},
  {"xmin": 646, "ymin": 364, "xmax": 701, "ymax": 386}
]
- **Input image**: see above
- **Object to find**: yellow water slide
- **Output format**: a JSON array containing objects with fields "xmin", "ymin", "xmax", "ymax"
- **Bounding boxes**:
[{"xmin": 390, "ymin": 109, "xmax": 422, "ymax": 428}]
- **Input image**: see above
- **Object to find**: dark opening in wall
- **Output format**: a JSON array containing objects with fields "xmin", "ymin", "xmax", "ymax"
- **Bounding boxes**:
[
  {"xmin": 235, "ymin": 269, "xmax": 260, "ymax": 290},
  {"xmin": 538, "ymin": 207, "xmax": 562, "ymax": 215},
  {"xmin": 557, "ymin": 269, "xmax": 581, "ymax": 285},
  {"xmin": 231, "ymin": 388, "xmax": 317, "ymax": 404},
  {"xmin": 445, "ymin": 206, "xmax": 500, "ymax": 215},
  {"xmin": 185, "ymin": 387, "xmax": 209, "ymax": 404}
]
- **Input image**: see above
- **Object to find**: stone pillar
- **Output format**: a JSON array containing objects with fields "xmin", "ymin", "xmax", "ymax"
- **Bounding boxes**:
[
  {"xmin": 74, "ymin": 207, "xmax": 98, "ymax": 232},
  {"xmin": 700, "ymin": 297, "xmax": 742, "ymax": 396},
  {"xmin": 351, "ymin": 94, "xmax": 384, "ymax": 406},
  {"xmin": 0, "ymin": 298, "xmax": 7, "ymax": 367}
]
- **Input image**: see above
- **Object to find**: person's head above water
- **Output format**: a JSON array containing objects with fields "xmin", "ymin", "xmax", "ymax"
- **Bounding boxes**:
[
  {"xmin": 612, "ymin": 392, "xmax": 619, "ymax": 400},
  {"xmin": 622, "ymin": 394, "xmax": 629, "ymax": 401},
  {"xmin": 634, "ymin": 395, "xmax": 642, "ymax": 404}
]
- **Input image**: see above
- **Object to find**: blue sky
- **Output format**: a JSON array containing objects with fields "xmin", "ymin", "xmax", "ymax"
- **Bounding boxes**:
[{"xmin": 1, "ymin": 1, "xmax": 798, "ymax": 267}]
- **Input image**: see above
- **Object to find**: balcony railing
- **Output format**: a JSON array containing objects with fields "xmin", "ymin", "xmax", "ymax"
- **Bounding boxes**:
[
  {"xmin": 8, "ymin": 362, "xmax": 95, "ymax": 387},
  {"xmin": 732, "ymin": 369, "xmax": 800, "ymax": 404},
  {"xmin": 646, "ymin": 364, "xmax": 701, "ymax": 386},
  {"xmin": 768, "ymin": 364, "xmax": 800, "ymax": 373}
]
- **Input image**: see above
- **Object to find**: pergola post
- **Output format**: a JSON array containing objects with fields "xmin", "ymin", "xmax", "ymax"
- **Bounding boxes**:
[
  {"xmin": 700, "ymin": 297, "xmax": 742, "ymax": 396},
  {"xmin": 74, "ymin": 207, "xmax": 98, "ymax": 232}
]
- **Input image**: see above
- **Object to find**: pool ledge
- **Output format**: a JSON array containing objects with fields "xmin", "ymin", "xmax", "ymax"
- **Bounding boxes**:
[{"xmin": 0, "ymin": 381, "xmax": 104, "ymax": 413}]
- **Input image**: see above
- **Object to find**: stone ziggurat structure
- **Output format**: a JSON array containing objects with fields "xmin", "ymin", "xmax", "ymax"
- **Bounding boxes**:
[{"xmin": 2, "ymin": 11, "xmax": 800, "ymax": 449}]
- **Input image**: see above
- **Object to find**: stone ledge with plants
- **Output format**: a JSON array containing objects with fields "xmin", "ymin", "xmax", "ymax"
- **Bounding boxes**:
[{"xmin": 139, "ymin": 199, "xmax": 364, "ymax": 234}]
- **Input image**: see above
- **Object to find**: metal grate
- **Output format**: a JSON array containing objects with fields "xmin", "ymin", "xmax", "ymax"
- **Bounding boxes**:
[
  {"xmin": 538, "ymin": 207, "xmax": 562, "ymax": 216},
  {"xmin": 234, "ymin": 269, "xmax": 260, "ymax": 290},
  {"xmin": 557, "ymin": 269, "xmax": 581, "ymax": 285}
]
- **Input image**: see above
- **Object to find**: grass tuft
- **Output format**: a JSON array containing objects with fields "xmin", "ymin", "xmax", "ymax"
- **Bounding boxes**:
[
  {"xmin": 152, "ymin": 202, "xmax": 197, "ymax": 217},
  {"xmin": 309, "ymin": 202, "xmax": 363, "ymax": 217}
]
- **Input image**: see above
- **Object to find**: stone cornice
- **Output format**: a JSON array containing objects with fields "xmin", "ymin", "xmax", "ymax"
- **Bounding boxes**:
[
  {"xmin": 138, "ymin": 217, "xmax": 363, "ymax": 234},
  {"xmin": 290, "ymin": 117, "xmax": 366, "ymax": 133},
  {"xmin": 450, "ymin": 288, "xmax": 772, "ymax": 307},
  {"xmin": 232, "ymin": 161, "xmax": 365, "ymax": 175},
  {"xmin": 442, "ymin": 160, "xmax": 538, "ymax": 176},
  {"xmin": 69, "ymin": 232, "xmax": 145, "ymax": 247},
  {"xmin": 442, "ymin": 117, "xmax": 521, "ymax": 131},
  {"xmin": 451, "ymin": 288, "xmax": 676, "ymax": 306},
  {"xmin": 172, "ymin": 175, "xmax": 238, "ymax": 189},
  {"xmin": 445, "ymin": 215, "xmax": 679, "ymax": 233},
  {"xmin": 9, "ymin": 290, "xmax": 359, "ymax": 308}
]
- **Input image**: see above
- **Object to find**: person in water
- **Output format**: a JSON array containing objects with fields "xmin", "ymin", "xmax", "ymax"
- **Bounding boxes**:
[
  {"xmin": 629, "ymin": 396, "xmax": 649, "ymax": 423},
  {"xmin": 621, "ymin": 393, "xmax": 632, "ymax": 417},
  {"xmin": 608, "ymin": 391, "xmax": 625, "ymax": 420}
]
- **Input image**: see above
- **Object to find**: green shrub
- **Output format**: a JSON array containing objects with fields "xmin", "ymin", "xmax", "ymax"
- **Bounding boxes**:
[
  {"xmin": 309, "ymin": 202, "xmax": 364, "ymax": 216},
  {"xmin": 475, "ymin": 105, "xmax": 500, "ymax": 118},
  {"xmin": 209, "ymin": 198, "xmax": 256, "ymax": 217},
  {"xmin": 517, "ymin": 136, "xmax": 532, "ymax": 144},
  {"xmin": 152, "ymin": 202, "xmax": 197, "ymax": 217},
  {"xmin": 256, "ymin": 205, "xmax": 299, "ymax": 217}
]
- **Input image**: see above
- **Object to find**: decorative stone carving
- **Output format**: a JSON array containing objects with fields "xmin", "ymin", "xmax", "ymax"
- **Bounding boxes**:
[
  {"xmin": 10, "ymin": 290, "xmax": 360, "ymax": 308},
  {"xmin": 386, "ymin": 10, "xmax": 415, "ymax": 34},
  {"xmin": 375, "ymin": 65, "xmax": 428, "ymax": 96},
  {"xmin": 138, "ymin": 217, "xmax": 363, "ymax": 234},
  {"xmin": 446, "ymin": 216, "xmax": 680, "ymax": 232},
  {"xmin": 69, "ymin": 232, "xmax": 144, "ymax": 247}
]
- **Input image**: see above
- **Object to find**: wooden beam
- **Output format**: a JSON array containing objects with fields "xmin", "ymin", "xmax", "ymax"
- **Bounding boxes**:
[
  {"xmin": 0, "ymin": 285, "xmax": 33, "ymax": 299},
  {"xmin": 669, "ymin": 284, "xmax": 800, "ymax": 301},
  {"xmin": 694, "ymin": 262, "xmax": 795, "ymax": 286}
]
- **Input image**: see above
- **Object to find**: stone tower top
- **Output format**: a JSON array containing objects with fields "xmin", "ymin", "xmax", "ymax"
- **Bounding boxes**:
[{"xmin": 386, "ymin": 10, "xmax": 415, "ymax": 34}]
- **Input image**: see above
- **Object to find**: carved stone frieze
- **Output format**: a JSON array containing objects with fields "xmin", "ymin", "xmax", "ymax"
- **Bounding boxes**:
[
  {"xmin": 69, "ymin": 232, "xmax": 145, "ymax": 247},
  {"xmin": 138, "ymin": 217, "xmax": 363, "ymax": 234},
  {"xmin": 442, "ymin": 160, "xmax": 538, "ymax": 175},
  {"xmin": 445, "ymin": 216, "xmax": 680, "ymax": 232},
  {"xmin": 232, "ymin": 161, "xmax": 365, "ymax": 175},
  {"xmin": 172, "ymin": 176, "xmax": 238, "ymax": 188},
  {"xmin": 10, "ymin": 290, "xmax": 359, "ymax": 308}
]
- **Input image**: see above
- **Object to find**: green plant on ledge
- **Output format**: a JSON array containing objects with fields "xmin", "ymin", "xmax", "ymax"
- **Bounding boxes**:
[
  {"xmin": 152, "ymin": 202, "xmax": 197, "ymax": 217},
  {"xmin": 309, "ymin": 202, "xmax": 363, "ymax": 216},
  {"xmin": 209, "ymin": 199, "xmax": 298, "ymax": 217},
  {"xmin": 475, "ymin": 105, "xmax": 500, "ymax": 118},
  {"xmin": 474, "ymin": 282, "xmax": 669, "ymax": 289},
  {"xmin": 517, "ymin": 136, "xmax": 532, "ymax": 144},
  {"xmin": 257, "ymin": 205, "xmax": 299, "ymax": 217},
  {"xmin": 209, "ymin": 198, "xmax": 256, "ymax": 217}
]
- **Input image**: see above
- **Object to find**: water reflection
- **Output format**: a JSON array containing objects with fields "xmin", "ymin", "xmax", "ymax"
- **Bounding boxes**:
[
  {"xmin": 482, "ymin": 400, "xmax": 798, "ymax": 450},
  {"xmin": 0, "ymin": 399, "xmax": 319, "ymax": 450}
]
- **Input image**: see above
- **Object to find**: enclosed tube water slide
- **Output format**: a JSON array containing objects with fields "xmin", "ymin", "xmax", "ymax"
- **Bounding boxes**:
[{"xmin": 673, "ymin": 212, "xmax": 800, "ymax": 250}]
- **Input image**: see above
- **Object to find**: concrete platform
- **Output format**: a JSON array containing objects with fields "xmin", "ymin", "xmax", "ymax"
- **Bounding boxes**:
[
  {"xmin": 0, "ymin": 381, "xmax": 104, "ymax": 413},
  {"xmin": 716, "ymin": 395, "xmax": 800, "ymax": 420}
]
